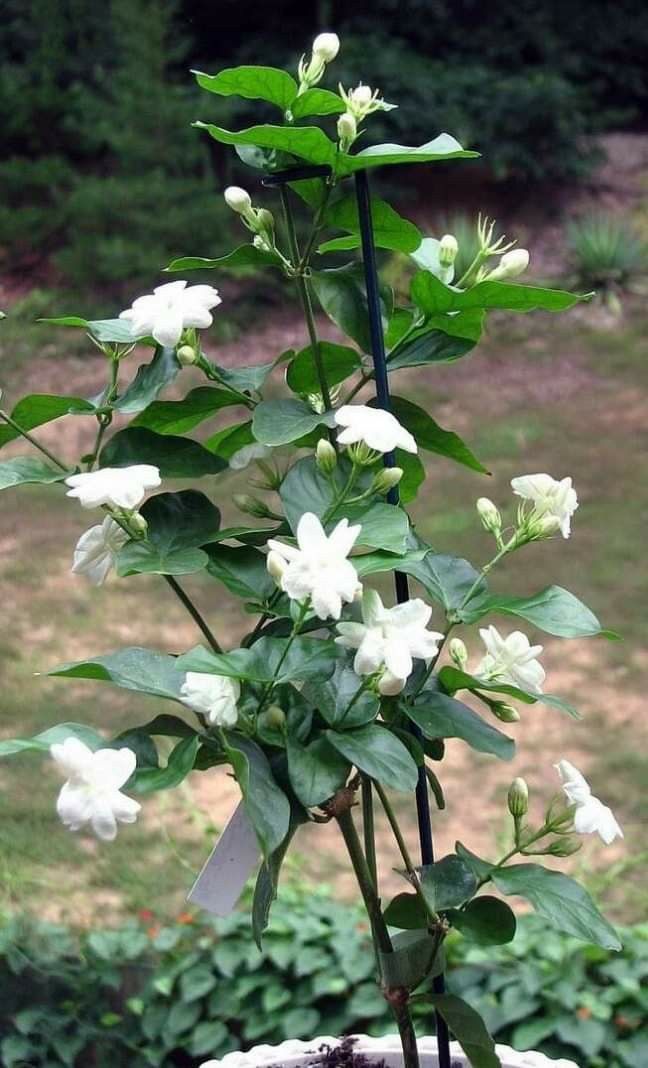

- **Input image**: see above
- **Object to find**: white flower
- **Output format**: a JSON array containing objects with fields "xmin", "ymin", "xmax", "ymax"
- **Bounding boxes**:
[
  {"xmin": 228, "ymin": 443, "xmax": 272, "ymax": 471},
  {"xmin": 224, "ymin": 186, "xmax": 253, "ymax": 214},
  {"xmin": 340, "ymin": 83, "xmax": 396, "ymax": 120},
  {"xmin": 476, "ymin": 496, "xmax": 502, "ymax": 534},
  {"xmin": 119, "ymin": 280, "xmax": 222, "ymax": 348},
  {"xmin": 267, "ymin": 512, "xmax": 361, "ymax": 620},
  {"xmin": 65, "ymin": 465, "xmax": 161, "ymax": 510},
  {"xmin": 511, "ymin": 473, "xmax": 578, "ymax": 539},
  {"xmin": 484, "ymin": 248, "xmax": 530, "ymax": 282},
  {"xmin": 555, "ymin": 760, "xmax": 623, "ymax": 845},
  {"xmin": 438, "ymin": 234, "xmax": 458, "ymax": 268},
  {"xmin": 71, "ymin": 516, "xmax": 129, "ymax": 585},
  {"xmin": 476, "ymin": 625, "xmax": 545, "ymax": 694},
  {"xmin": 181, "ymin": 672, "xmax": 239, "ymax": 727},
  {"xmin": 336, "ymin": 589, "xmax": 443, "ymax": 695},
  {"xmin": 50, "ymin": 737, "xmax": 140, "ymax": 842},
  {"xmin": 334, "ymin": 405, "xmax": 417, "ymax": 455},
  {"xmin": 312, "ymin": 32, "xmax": 340, "ymax": 61}
]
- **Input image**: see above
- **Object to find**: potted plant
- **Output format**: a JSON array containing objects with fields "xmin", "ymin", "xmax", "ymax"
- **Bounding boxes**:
[{"xmin": 0, "ymin": 30, "xmax": 623, "ymax": 1068}]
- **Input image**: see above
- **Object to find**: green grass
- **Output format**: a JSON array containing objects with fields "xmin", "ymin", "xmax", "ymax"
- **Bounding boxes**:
[{"xmin": 1, "ymin": 302, "xmax": 647, "ymax": 924}]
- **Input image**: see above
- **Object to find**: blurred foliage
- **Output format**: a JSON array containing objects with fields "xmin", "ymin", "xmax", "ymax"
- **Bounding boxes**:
[
  {"xmin": 1, "ymin": 0, "xmax": 648, "ymax": 294},
  {"xmin": 567, "ymin": 215, "xmax": 648, "ymax": 303},
  {"xmin": 0, "ymin": 892, "xmax": 646, "ymax": 1067}
]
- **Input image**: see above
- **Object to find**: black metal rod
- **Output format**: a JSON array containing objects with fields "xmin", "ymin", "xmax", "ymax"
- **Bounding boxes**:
[{"xmin": 354, "ymin": 166, "xmax": 452, "ymax": 1068}]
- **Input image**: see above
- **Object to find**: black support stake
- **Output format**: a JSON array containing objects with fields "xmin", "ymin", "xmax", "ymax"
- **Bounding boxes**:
[{"xmin": 354, "ymin": 166, "xmax": 452, "ymax": 1068}]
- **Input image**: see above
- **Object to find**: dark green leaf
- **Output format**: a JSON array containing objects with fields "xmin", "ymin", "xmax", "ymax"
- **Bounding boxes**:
[
  {"xmin": 193, "ymin": 66, "xmax": 298, "ymax": 110},
  {"xmin": 302, "ymin": 663, "xmax": 379, "ymax": 729},
  {"xmin": 389, "ymin": 395, "xmax": 488, "ymax": 473},
  {"xmin": 396, "ymin": 553, "xmax": 486, "ymax": 613},
  {"xmin": 217, "ymin": 361, "xmax": 276, "ymax": 395},
  {"xmin": 286, "ymin": 735, "xmax": 350, "ymax": 807},
  {"xmin": 116, "ymin": 542, "xmax": 208, "ymax": 577},
  {"xmin": 418, "ymin": 855, "xmax": 477, "ymax": 911},
  {"xmin": 450, "ymin": 896, "xmax": 517, "ymax": 945},
  {"xmin": 252, "ymin": 804, "xmax": 307, "ymax": 948},
  {"xmin": 252, "ymin": 398, "xmax": 333, "ymax": 445},
  {"xmin": 194, "ymin": 122, "xmax": 337, "ymax": 167},
  {"xmin": 387, "ymin": 329, "xmax": 475, "ymax": 370},
  {"xmin": 101, "ymin": 428, "xmax": 226, "ymax": 477},
  {"xmin": 0, "ymin": 457, "xmax": 67, "ymax": 490},
  {"xmin": 180, "ymin": 964, "xmax": 217, "ymax": 1003},
  {"xmin": 133, "ymin": 386, "xmax": 241, "ymax": 435},
  {"xmin": 319, "ymin": 195, "xmax": 421, "ymax": 254},
  {"xmin": 0, "ymin": 722, "xmax": 104, "ymax": 758},
  {"xmin": 461, "ymin": 585, "xmax": 604, "ymax": 638},
  {"xmin": 353, "ymin": 548, "xmax": 428, "ymax": 579},
  {"xmin": 286, "ymin": 342, "xmax": 361, "ymax": 395},
  {"xmin": 113, "ymin": 347, "xmax": 180, "ymax": 415},
  {"xmin": 337, "ymin": 134, "xmax": 478, "ymax": 176},
  {"xmin": 166, "ymin": 245, "xmax": 283, "ymax": 272},
  {"xmin": 455, "ymin": 842, "xmax": 495, "ymax": 882},
  {"xmin": 429, "ymin": 994, "xmax": 501, "ymax": 1068},
  {"xmin": 205, "ymin": 544, "xmax": 275, "ymax": 602},
  {"xmin": 395, "ymin": 449, "xmax": 426, "ymax": 503},
  {"xmin": 438, "ymin": 665, "xmax": 581, "ymax": 720},
  {"xmin": 311, "ymin": 265, "xmax": 376, "ymax": 352},
  {"xmin": 411, "ymin": 271, "xmax": 590, "ymax": 315},
  {"xmin": 135, "ymin": 714, "xmax": 197, "ymax": 738},
  {"xmin": 41, "ymin": 317, "xmax": 145, "ymax": 344},
  {"xmin": 326, "ymin": 725, "xmax": 418, "ymax": 792},
  {"xmin": 225, "ymin": 734, "xmax": 290, "ymax": 856},
  {"xmin": 0, "ymin": 394, "xmax": 95, "ymax": 450},
  {"xmin": 383, "ymin": 892, "xmax": 428, "ymax": 930},
  {"xmin": 379, "ymin": 930, "xmax": 440, "ymax": 988},
  {"xmin": 407, "ymin": 690, "xmax": 515, "ymax": 760},
  {"xmin": 48, "ymin": 648, "xmax": 186, "ymax": 701},
  {"xmin": 492, "ymin": 864, "xmax": 622, "ymax": 950},
  {"xmin": 142, "ymin": 490, "xmax": 221, "ymax": 551},
  {"xmin": 132, "ymin": 736, "xmax": 199, "ymax": 794},
  {"xmin": 178, "ymin": 637, "xmax": 340, "ymax": 685},
  {"xmin": 206, "ymin": 420, "xmax": 255, "ymax": 459}
]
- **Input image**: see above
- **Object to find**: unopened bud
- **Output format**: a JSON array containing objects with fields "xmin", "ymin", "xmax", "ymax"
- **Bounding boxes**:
[
  {"xmin": 372, "ymin": 466, "xmax": 403, "ymax": 495},
  {"xmin": 448, "ymin": 638, "xmax": 468, "ymax": 670},
  {"xmin": 266, "ymin": 550, "xmax": 287, "ymax": 585},
  {"xmin": 259, "ymin": 704, "xmax": 286, "ymax": 731},
  {"xmin": 129, "ymin": 512, "xmax": 148, "ymax": 535},
  {"xmin": 316, "ymin": 438, "xmax": 337, "ymax": 474},
  {"xmin": 255, "ymin": 208, "xmax": 275, "ymax": 236},
  {"xmin": 349, "ymin": 84, "xmax": 373, "ymax": 109},
  {"xmin": 337, "ymin": 112, "xmax": 357, "ymax": 146},
  {"xmin": 378, "ymin": 670, "xmax": 406, "ymax": 696},
  {"xmin": 476, "ymin": 497, "xmax": 502, "ymax": 534},
  {"xmin": 439, "ymin": 234, "xmax": 459, "ymax": 268},
  {"xmin": 546, "ymin": 837, "xmax": 582, "ymax": 858},
  {"xmin": 508, "ymin": 777, "xmax": 529, "ymax": 818},
  {"xmin": 492, "ymin": 702, "xmax": 520, "ymax": 723},
  {"xmin": 535, "ymin": 514, "xmax": 561, "ymax": 538},
  {"xmin": 486, "ymin": 248, "xmax": 530, "ymax": 282},
  {"xmin": 177, "ymin": 344, "xmax": 198, "ymax": 366},
  {"xmin": 224, "ymin": 186, "xmax": 253, "ymax": 215},
  {"xmin": 312, "ymin": 32, "xmax": 340, "ymax": 61},
  {"xmin": 233, "ymin": 494, "xmax": 273, "ymax": 519}
]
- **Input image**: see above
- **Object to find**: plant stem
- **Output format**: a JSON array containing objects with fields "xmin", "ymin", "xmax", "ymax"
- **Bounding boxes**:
[
  {"xmin": 361, "ymin": 778, "xmax": 378, "ymax": 889},
  {"xmin": 373, "ymin": 781, "xmax": 440, "ymax": 925},
  {"xmin": 0, "ymin": 410, "xmax": 68, "ymax": 470},
  {"xmin": 163, "ymin": 575, "xmax": 223, "ymax": 654},
  {"xmin": 256, "ymin": 599, "xmax": 309, "ymax": 713}
]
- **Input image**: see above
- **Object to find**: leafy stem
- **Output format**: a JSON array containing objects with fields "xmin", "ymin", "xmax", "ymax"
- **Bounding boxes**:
[
  {"xmin": 373, "ymin": 780, "xmax": 440, "ymax": 926},
  {"xmin": 256, "ymin": 598, "xmax": 310, "ymax": 714},
  {"xmin": 0, "ymin": 409, "xmax": 68, "ymax": 471}
]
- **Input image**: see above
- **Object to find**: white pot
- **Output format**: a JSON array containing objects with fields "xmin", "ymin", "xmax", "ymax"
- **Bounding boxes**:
[{"xmin": 201, "ymin": 1034, "xmax": 579, "ymax": 1068}]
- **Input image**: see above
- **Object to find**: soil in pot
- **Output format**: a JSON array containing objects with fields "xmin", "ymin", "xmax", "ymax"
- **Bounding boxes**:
[{"xmin": 266, "ymin": 1036, "xmax": 464, "ymax": 1068}]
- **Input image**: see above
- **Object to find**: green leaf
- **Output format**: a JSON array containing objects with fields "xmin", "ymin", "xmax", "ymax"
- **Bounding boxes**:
[
  {"xmin": 100, "ymin": 428, "xmax": 226, "ymax": 477},
  {"xmin": 0, "ymin": 722, "xmax": 105, "ymax": 758},
  {"xmin": 116, "ymin": 490, "xmax": 220, "ymax": 576},
  {"xmin": 418, "ymin": 855, "xmax": 477, "ymax": 911},
  {"xmin": 450, "ymin": 896, "xmax": 517, "ymax": 945},
  {"xmin": 311, "ymin": 265, "xmax": 376, "ymax": 352},
  {"xmin": 438, "ymin": 665, "xmax": 581, "ymax": 720},
  {"xmin": 252, "ymin": 807, "xmax": 306, "ymax": 948},
  {"xmin": 132, "ymin": 386, "xmax": 241, "ymax": 435},
  {"xmin": 395, "ymin": 449, "xmax": 426, "ymax": 503},
  {"xmin": 302, "ymin": 663, "xmax": 379, "ymax": 729},
  {"xmin": 193, "ymin": 66, "xmax": 298, "ymax": 110},
  {"xmin": 252, "ymin": 398, "xmax": 333, "ymax": 446},
  {"xmin": 194, "ymin": 122, "xmax": 336, "ymax": 167},
  {"xmin": 166, "ymin": 245, "xmax": 283, "ymax": 272},
  {"xmin": 455, "ymin": 842, "xmax": 495, "ymax": 882},
  {"xmin": 387, "ymin": 329, "xmax": 475, "ymax": 370},
  {"xmin": 425, "ymin": 308, "xmax": 486, "ymax": 342},
  {"xmin": 225, "ymin": 734, "xmax": 290, "ymax": 856},
  {"xmin": 429, "ymin": 994, "xmax": 501, "ymax": 1068},
  {"xmin": 205, "ymin": 544, "xmax": 275, "ymax": 602},
  {"xmin": 411, "ymin": 271, "xmax": 590, "ymax": 316},
  {"xmin": 116, "ymin": 542, "xmax": 208, "ymax": 577},
  {"xmin": 218, "ymin": 361, "xmax": 276, "ymax": 395},
  {"xmin": 286, "ymin": 735, "xmax": 350, "ymax": 807},
  {"xmin": 383, "ymin": 892, "xmax": 428, "ymax": 930},
  {"xmin": 461, "ymin": 585, "xmax": 605, "ymax": 638},
  {"xmin": 319, "ymin": 195, "xmax": 421, "ymax": 255},
  {"xmin": 113, "ymin": 347, "xmax": 180, "ymax": 415},
  {"xmin": 353, "ymin": 548, "xmax": 428, "ymax": 579},
  {"xmin": 396, "ymin": 552, "xmax": 486, "ymax": 613},
  {"xmin": 132, "ymin": 736, "xmax": 199, "ymax": 794},
  {"xmin": 407, "ymin": 690, "xmax": 515, "ymax": 760},
  {"xmin": 336, "ymin": 134, "xmax": 478, "ymax": 176},
  {"xmin": 179, "ymin": 964, "xmax": 217, "ymax": 1003},
  {"xmin": 189, "ymin": 1021, "xmax": 229, "ymax": 1057},
  {"xmin": 178, "ymin": 637, "xmax": 340, "ymax": 685},
  {"xmin": 326, "ymin": 725, "xmax": 418, "ymax": 792},
  {"xmin": 48, "ymin": 648, "xmax": 186, "ymax": 702},
  {"xmin": 286, "ymin": 342, "xmax": 361, "ymax": 395},
  {"xmin": 0, "ymin": 394, "xmax": 95, "ymax": 450},
  {"xmin": 0, "ymin": 457, "xmax": 67, "ymax": 490},
  {"xmin": 134, "ymin": 714, "xmax": 197, "ymax": 739},
  {"xmin": 290, "ymin": 87, "xmax": 345, "ymax": 119},
  {"xmin": 389, "ymin": 395, "xmax": 488, "ymax": 473},
  {"xmin": 379, "ymin": 929, "xmax": 440, "ymax": 988},
  {"xmin": 41, "ymin": 316, "xmax": 145, "ymax": 344},
  {"xmin": 492, "ymin": 865, "xmax": 621, "ymax": 951},
  {"xmin": 206, "ymin": 420, "xmax": 255, "ymax": 460}
]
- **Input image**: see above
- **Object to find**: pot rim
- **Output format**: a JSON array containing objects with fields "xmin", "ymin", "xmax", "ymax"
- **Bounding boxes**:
[{"xmin": 200, "ymin": 1033, "xmax": 579, "ymax": 1068}]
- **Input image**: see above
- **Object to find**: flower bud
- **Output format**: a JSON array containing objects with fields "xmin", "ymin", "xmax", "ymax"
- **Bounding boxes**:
[
  {"xmin": 337, "ymin": 112, "xmax": 357, "ymax": 147},
  {"xmin": 507, "ymin": 777, "xmax": 529, "ymax": 818},
  {"xmin": 316, "ymin": 438, "xmax": 337, "ymax": 474},
  {"xmin": 255, "ymin": 208, "xmax": 275, "ymax": 236},
  {"xmin": 347, "ymin": 441, "xmax": 378, "ymax": 467},
  {"xmin": 258, "ymin": 704, "xmax": 286, "ymax": 731},
  {"xmin": 546, "ymin": 836, "xmax": 582, "ymax": 858},
  {"xmin": 535, "ymin": 514, "xmax": 562, "ymax": 538},
  {"xmin": 378, "ymin": 670, "xmax": 406, "ymax": 696},
  {"xmin": 486, "ymin": 248, "xmax": 530, "ymax": 282},
  {"xmin": 491, "ymin": 702, "xmax": 520, "ymax": 723},
  {"xmin": 448, "ymin": 637, "xmax": 468, "ymax": 670},
  {"xmin": 372, "ymin": 466, "xmax": 403, "ymax": 495},
  {"xmin": 266, "ymin": 550, "xmax": 287, "ymax": 585},
  {"xmin": 129, "ymin": 512, "xmax": 148, "ymax": 535},
  {"xmin": 439, "ymin": 234, "xmax": 459, "ymax": 268},
  {"xmin": 476, "ymin": 497, "xmax": 502, "ymax": 535},
  {"xmin": 312, "ymin": 32, "xmax": 340, "ymax": 61},
  {"xmin": 176, "ymin": 344, "xmax": 198, "ymax": 366},
  {"xmin": 233, "ymin": 494, "xmax": 273, "ymax": 519},
  {"xmin": 224, "ymin": 186, "xmax": 253, "ymax": 215},
  {"xmin": 349, "ymin": 84, "xmax": 373, "ymax": 109}
]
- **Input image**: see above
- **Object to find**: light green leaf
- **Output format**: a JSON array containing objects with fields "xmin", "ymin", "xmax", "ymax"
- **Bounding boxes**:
[
  {"xmin": 396, "ymin": 449, "xmax": 426, "ymax": 503},
  {"xmin": 0, "ymin": 394, "xmax": 95, "ymax": 450},
  {"xmin": 100, "ymin": 428, "xmax": 227, "ymax": 477},
  {"xmin": 286, "ymin": 342, "xmax": 361, "ymax": 395},
  {"xmin": 438, "ymin": 665, "xmax": 581, "ymax": 720},
  {"xmin": 0, "ymin": 457, "xmax": 68, "ymax": 490},
  {"xmin": 206, "ymin": 421, "xmax": 255, "ymax": 460},
  {"xmin": 461, "ymin": 585, "xmax": 605, "ymax": 638},
  {"xmin": 327, "ymin": 725, "xmax": 418, "ymax": 792},
  {"xmin": 133, "ymin": 386, "xmax": 241, "ymax": 435},
  {"xmin": 166, "ymin": 245, "xmax": 283, "ymax": 272},
  {"xmin": 193, "ymin": 66, "xmax": 298, "ymax": 110},
  {"xmin": 407, "ymin": 690, "xmax": 515, "ymax": 760},
  {"xmin": 132, "ymin": 736, "xmax": 200, "ymax": 794},
  {"xmin": 412, "ymin": 271, "xmax": 590, "ymax": 315},
  {"xmin": 353, "ymin": 548, "xmax": 428, "ymax": 578},
  {"xmin": 286, "ymin": 735, "xmax": 350, "ymax": 807},
  {"xmin": 389, "ymin": 395, "xmax": 488, "ymax": 473},
  {"xmin": 290, "ymin": 87, "xmax": 345, "ymax": 119},
  {"xmin": 396, "ymin": 552, "xmax": 486, "ymax": 612},
  {"xmin": 450, "ymin": 896, "xmax": 517, "ymax": 945},
  {"xmin": 319, "ymin": 195, "xmax": 421, "ymax": 255},
  {"xmin": 0, "ymin": 722, "xmax": 105, "ymax": 758},
  {"xmin": 418, "ymin": 855, "xmax": 478, "ymax": 911},
  {"xmin": 113, "ymin": 347, "xmax": 180, "ymax": 415},
  {"xmin": 429, "ymin": 994, "xmax": 501, "ymax": 1068},
  {"xmin": 492, "ymin": 864, "xmax": 621, "ymax": 950},
  {"xmin": 225, "ymin": 734, "xmax": 290, "ymax": 856},
  {"xmin": 217, "ymin": 361, "xmax": 276, "ymax": 395},
  {"xmin": 48, "ymin": 648, "xmax": 186, "ymax": 701},
  {"xmin": 41, "ymin": 317, "xmax": 145, "ymax": 344},
  {"xmin": 337, "ymin": 134, "xmax": 478, "ymax": 176},
  {"xmin": 252, "ymin": 398, "xmax": 333, "ymax": 446},
  {"xmin": 194, "ymin": 122, "xmax": 337, "ymax": 167}
]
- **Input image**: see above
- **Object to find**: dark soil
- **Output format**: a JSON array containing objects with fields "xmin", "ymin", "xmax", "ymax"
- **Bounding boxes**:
[{"xmin": 266, "ymin": 1037, "xmax": 388, "ymax": 1068}]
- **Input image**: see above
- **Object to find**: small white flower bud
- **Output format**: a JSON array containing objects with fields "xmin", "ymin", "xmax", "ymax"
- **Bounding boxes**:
[
  {"xmin": 349, "ymin": 84, "xmax": 373, "ymax": 109},
  {"xmin": 224, "ymin": 186, "xmax": 253, "ymax": 215},
  {"xmin": 371, "ymin": 466, "xmax": 403, "ymax": 495},
  {"xmin": 316, "ymin": 438, "xmax": 337, "ymax": 474},
  {"xmin": 546, "ymin": 837, "xmax": 582, "ymax": 858},
  {"xmin": 378, "ymin": 670, "xmax": 406, "ymax": 696},
  {"xmin": 312, "ymin": 32, "xmax": 340, "ymax": 62},
  {"xmin": 176, "ymin": 344, "xmax": 198, "ymax": 366},
  {"xmin": 128, "ymin": 512, "xmax": 148, "ymax": 535},
  {"xmin": 255, "ymin": 208, "xmax": 274, "ymax": 235},
  {"xmin": 535, "ymin": 514, "xmax": 562, "ymax": 538},
  {"xmin": 492, "ymin": 702, "xmax": 521, "ymax": 723},
  {"xmin": 448, "ymin": 637, "xmax": 468, "ymax": 670},
  {"xmin": 476, "ymin": 497, "xmax": 502, "ymax": 534},
  {"xmin": 439, "ymin": 234, "xmax": 459, "ymax": 268},
  {"xmin": 266, "ymin": 550, "xmax": 287, "ymax": 585},
  {"xmin": 508, "ymin": 777, "xmax": 529, "ymax": 818},
  {"xmin": 337, "ymin": 112, "xmax": 357, "ymax": 145},
  {"xmin": 486, "ymin": 248, "xmax": 530, "ymax": 282}
]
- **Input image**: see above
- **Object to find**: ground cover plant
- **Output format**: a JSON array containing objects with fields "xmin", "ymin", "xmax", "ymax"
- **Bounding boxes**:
[{"xmin": 0, "ymin": 31, "xmax": 629, "ymax": 1068}]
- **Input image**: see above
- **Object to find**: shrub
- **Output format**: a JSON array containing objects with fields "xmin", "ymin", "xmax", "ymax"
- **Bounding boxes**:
[{"xmin": 567, "ymin": 214, "xmax": 648, "ymax": 297}]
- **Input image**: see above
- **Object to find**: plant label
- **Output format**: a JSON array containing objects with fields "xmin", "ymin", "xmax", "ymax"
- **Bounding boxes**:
[{"xmin": 187, "ymin": 802, "xmax": 260, "ymax": 915}]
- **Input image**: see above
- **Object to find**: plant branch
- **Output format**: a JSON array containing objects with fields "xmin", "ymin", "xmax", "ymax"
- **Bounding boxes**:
[
  {"xmin": 163, "ymin": 575, "xmax": 223, "ymax": 654},
  {"xmin": 0, "ymin": 410, "xmax": 68, "ymax": 470}
]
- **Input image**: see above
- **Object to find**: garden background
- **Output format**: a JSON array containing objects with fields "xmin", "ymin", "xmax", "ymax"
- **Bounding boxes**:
[{"xmin": 0, "ymin": 2, "xmax": 647, "ymax": 1066}]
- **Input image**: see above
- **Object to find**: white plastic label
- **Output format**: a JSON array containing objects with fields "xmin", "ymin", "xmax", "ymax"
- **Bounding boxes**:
[{"xmin": 187, "ymin": 802, "xmax": 260, "ymax": 915}]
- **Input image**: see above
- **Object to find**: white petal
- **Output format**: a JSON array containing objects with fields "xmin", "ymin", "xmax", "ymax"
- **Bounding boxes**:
[
  {"xmin": 51, "ymin": 738, "xmax": 94, "ymax": 780},
  {"xmin": 354, "ymin": 630, "xmax": 386, "ymax": 675},
  {"xmin": 328, "ymin": 518, "xmax": 361, "ymax": 557},
  {"xmin": 152, "ymin": 305, "xmax": 184, "ymax": 348},
  {"xmin": 383, "ymin": 637, "xmax": 413, "ymax": 681},
  {"xmin": 311, "ymin": 586, "xmax": 342, "ymax": 620},
  {"xmin": 296, "ymin": 512, "xmax": 327, "ymax": 553},
  {"xmin": 91, "ymin": 747, "xmax": 137, "ymax": 790},
  {"xmin": 56, "ymin": 781, "xmax": 94, "ymax": 830}
]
